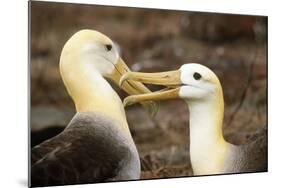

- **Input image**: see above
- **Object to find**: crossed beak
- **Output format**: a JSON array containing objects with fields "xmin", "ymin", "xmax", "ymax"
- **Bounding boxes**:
[
  {"xmin": 118, "ymin": 69, "xmax": 182, "ymax": 107},
  {"xmin": 106, "ymin": 57, "xmax": 159, "ymax": 116}
]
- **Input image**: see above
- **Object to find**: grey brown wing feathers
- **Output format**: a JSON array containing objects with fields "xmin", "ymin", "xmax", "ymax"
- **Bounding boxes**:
[{"xmin": 31, "ymin": 113, "xmax": 132, "ymax": 187}]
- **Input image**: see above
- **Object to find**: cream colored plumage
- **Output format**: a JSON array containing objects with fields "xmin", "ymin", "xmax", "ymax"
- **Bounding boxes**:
[
  {"xmin": 30, "ymin": 30, "xmax": 158, "ymax": 187},
  {"xmin": 120, "ymin": 63, "xmax": 267, "ymax": 175}
]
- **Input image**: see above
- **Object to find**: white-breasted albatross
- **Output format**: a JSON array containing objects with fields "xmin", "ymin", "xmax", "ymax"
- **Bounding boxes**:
[
  {"xmin": 120, "ymin": 63, "xmax": 267, "ymax": 176},
  {"xmin": 30, "ymin": 30, "xmax": 158, "ymax": 187}
]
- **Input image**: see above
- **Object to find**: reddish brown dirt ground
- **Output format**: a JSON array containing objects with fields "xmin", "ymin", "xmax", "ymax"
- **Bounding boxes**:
[{"xmin": 30, "ymin": 2, "xmax": 267, "ymax": 179}]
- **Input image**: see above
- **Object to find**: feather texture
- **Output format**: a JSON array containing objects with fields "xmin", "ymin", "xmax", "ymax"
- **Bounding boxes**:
[{"xmin": 31, "ymin": 112, "xmax": 140, "ymax": 187}]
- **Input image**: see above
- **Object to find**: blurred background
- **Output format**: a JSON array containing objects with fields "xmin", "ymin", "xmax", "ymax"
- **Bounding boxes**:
[{"xmin": 30, "ymin": 1, "xmax": 267, "ymax": 178}]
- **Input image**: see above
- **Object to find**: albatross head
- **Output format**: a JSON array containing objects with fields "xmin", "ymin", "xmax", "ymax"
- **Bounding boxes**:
[
  {"xmin": 61, "ymin": 30, "xmax": 122, "ymax": 77},
  {"xmin": 178, "ymin": 64, "xmax": 223, "ymax": 101},
  {"xmin": 119, "ymin": 63, "xmax": 223, "ymax": 106},
  {"xmin": 60, "ymin": 29, "xmax": 128, "ymax": 84},
  {"xmin": 120, "ymin": 64, "xmax": 229, "ymax": 175},
  {"xmin": 60, "ymin": 29, "xmax": 157, "ymax": 115}
]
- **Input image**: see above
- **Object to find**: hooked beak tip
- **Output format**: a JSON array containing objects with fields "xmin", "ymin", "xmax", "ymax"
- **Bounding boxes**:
[
  {"xmin": 123, "ymin": 96, "xmax": 135, "ymax": 107},
  {"xmin": 119, "ymin": 73, "xmax": 129, "ymax": 87}
]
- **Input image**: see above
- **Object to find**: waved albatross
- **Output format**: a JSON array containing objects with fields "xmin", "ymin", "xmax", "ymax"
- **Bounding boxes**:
[
  {"xmin": 30, "ymin": 30, "xmax": 158, "ymax": 187},
  {"xmin": 120, "ymin": 63, "xmax": 267, "ymax": 176}
]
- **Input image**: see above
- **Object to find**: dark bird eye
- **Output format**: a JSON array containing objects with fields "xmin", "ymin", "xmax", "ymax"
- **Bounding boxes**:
[
  {"xmin": 105, "ymin": 44, "xmax": 112, "ymax": 51},
  {"xmin": 193, "ymin": 72, "xmax": 202, "ymax": 80}
]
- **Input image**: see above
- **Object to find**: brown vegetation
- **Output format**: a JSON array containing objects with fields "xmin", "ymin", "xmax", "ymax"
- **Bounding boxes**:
[{"xmin": 30, "ymin": 1, "xmax": 267, "ymax": 178}]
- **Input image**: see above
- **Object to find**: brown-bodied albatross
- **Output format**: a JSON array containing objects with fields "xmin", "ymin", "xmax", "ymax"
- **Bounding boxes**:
[
  {"xmin": 30, "ymin": 30, "xmax": 158, "ymax": 187},
  {"xmin": 120, "ymin": 63, "xmax": 267, "ymax": 176}
]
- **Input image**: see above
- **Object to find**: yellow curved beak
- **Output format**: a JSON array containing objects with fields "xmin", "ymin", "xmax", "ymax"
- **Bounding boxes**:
[
  {"xmin": 107, "ymin": 58, "xmax": 159, "ymax": 116},
  {"xmin": 119, "ymin": 70, "xmax": 181, "ymax": 107}
]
